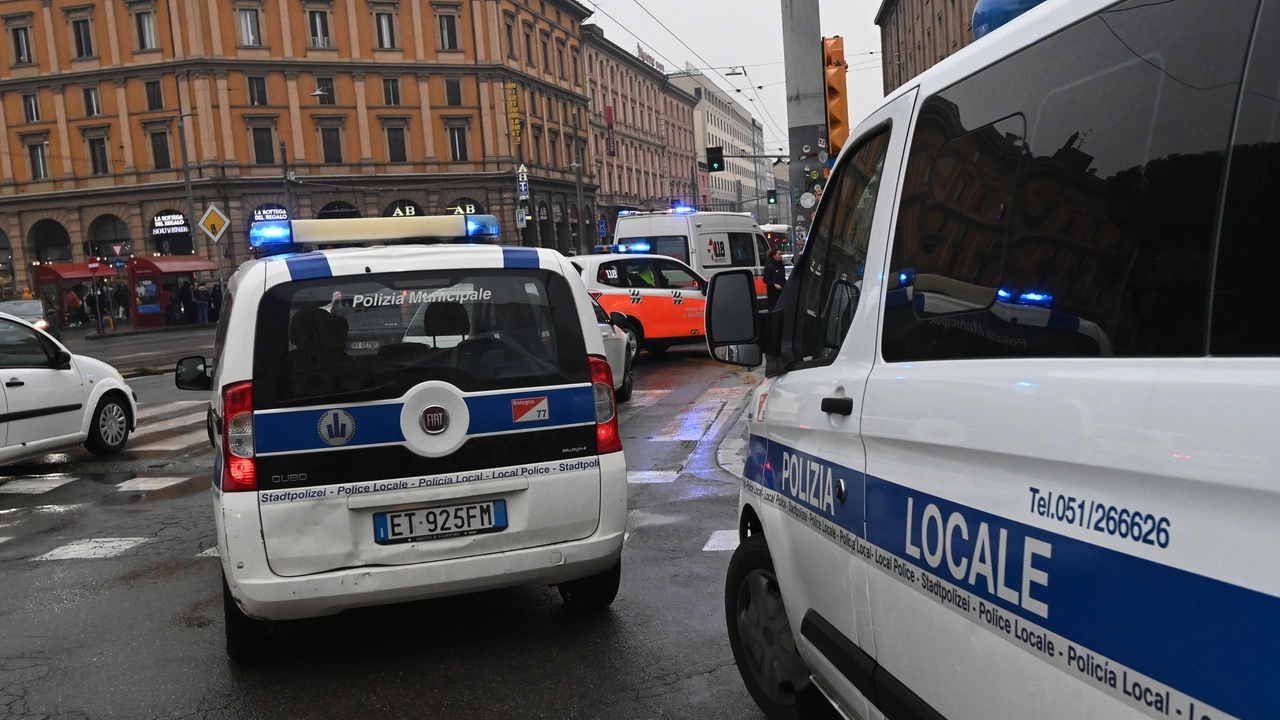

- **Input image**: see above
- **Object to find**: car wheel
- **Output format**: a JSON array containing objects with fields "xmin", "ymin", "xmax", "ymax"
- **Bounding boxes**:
[
  {"xmin": 726, "ymin": 535, "xmax": 814, "ymax": 720},
  {"xmin": 85, "ymin": 394, "xmax": 130, "ymax": 455},
  {"xmin": 644, "ymin": 342, "xmax": 669, "ymax": 354},
  {"xmin": 616, "ymin": 355, "xmax": 634, "ymax": 403},
  {"xmin": 558, "ymin": 559, "xmax": 621, "ymax": 613},
  {"xmin": 618, "ymin": 320, "xmax": 642, "ymax": 358},
  {"xmin": 224, "ymin": 574, "xmax": 273, "ymax": 664}
]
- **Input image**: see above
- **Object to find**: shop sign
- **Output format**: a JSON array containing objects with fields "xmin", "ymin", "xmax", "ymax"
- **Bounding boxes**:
[{"xmin": 151, "ymin": 212, "xmax": 189, "ymax": 236}]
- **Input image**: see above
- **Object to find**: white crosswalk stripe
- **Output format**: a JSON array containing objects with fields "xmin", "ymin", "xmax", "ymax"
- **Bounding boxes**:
[
  {"xmin": 116, "ymin": 477, "xmax": 190, "ymax": 492},
  {"xmin": 617, "ymin": 389, "xmax": 671, "ymax": 423},
  {"xmin": 134, "ymin": 400, "xmax": 205, "ymax": 421},
  {"xmin": 198, "ymin": 546, "xmax": 219, "ymax": 558},
  {"xmin": 702, "ymin": 530, "xmax": 740, "ymax": 552},
  {"xmin": 33, "ymin": 538, "xmax": 148, "ymax": 561},
  {"xmin": 132, "ymin": 414, "xmax": 206, "ymax": 436},
  {"xmin": 651, "ymin": 387, "xmax": 748, "ymax": 441},
  {"xmin": 134, "ymin": 429, "xmax": 209, "ymax": 452},
  {"xmin": 627, "ymin": 471, "xmax": 678, "ymax": 484},
  {"xmin": 0, "ymin": 537, "xmax": 11, "ymax": 544},
  {"xmin": 0, "ymin": 477, "xmax": 76, "ymax": 494}
]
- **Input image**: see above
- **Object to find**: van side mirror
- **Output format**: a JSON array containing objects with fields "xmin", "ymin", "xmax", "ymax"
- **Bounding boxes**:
[
  {"xmin": 705, "ymin": 269, "xmax": 762, "ymax": 368},
  {"xmin": 175, "ymin": 356, "xmax": 213, "ymax": 391}
]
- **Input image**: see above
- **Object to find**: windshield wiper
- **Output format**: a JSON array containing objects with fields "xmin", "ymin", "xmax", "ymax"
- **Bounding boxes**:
[{"xmin": 276, "ymin": 382, "xmax": 398, "ymax": 408}]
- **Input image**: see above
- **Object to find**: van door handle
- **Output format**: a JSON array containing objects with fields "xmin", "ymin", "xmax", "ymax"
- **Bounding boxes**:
[
  {"xmin": 821, "ymin": 397, "xmax": 854, "ymax": 416},
  {"xmin": 5, "ymin": 378, "xmax": 23, "ymax": 388}
]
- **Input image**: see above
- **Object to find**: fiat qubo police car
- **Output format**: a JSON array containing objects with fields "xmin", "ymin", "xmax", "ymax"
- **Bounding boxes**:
[
  {"xmin": 705, "ymin": 0, "xmax": 1279, "ymax": 719},
  {"xmin": 175, "ymin": 214, "xmax": 626, "ymax": 662}
]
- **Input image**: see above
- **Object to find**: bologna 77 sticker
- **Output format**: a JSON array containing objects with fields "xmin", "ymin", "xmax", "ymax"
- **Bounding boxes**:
[{"xmin": 511, "ymin": 396, "xmax": 550, "ymax": 423}]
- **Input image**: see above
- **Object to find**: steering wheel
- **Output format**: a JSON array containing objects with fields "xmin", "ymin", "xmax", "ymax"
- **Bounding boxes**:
[{"xmin": 452, "ymin": 331, "xmax": 542, "ymax": 369}]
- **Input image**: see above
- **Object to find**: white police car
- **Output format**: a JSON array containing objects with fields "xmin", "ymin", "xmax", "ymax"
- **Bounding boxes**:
[
  {"xmin": 705, "ymin": 0, "xmax": 1280, "ymax": 719},
  {"xmin": 175, "ymin": 214, "xmax": 627, "ymax": 662}
]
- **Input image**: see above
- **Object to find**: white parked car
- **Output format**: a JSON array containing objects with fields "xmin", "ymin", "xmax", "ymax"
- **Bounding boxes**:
[
  {"xmin": 590, "ymin": 297, "xmax": 635, "ymax": 402},
  {"xmin": 176, "ymin": 214, "xmax": 628, "ymax": 663},
  {"xmin": 0, "ymin": 312, "xmax": 135, "ymax": 463}
]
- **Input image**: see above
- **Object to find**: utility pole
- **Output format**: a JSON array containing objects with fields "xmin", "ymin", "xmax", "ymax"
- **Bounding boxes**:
[
  {"xmin": 781, "ymin": 0, "xmax": 828, "ymax": 253},
  {"xmin": 572, "ymin": 117, "xmax": 585, "ymax": 255},
  {"xmin": 177, "ymin": 114, "xmax": 198, "ymax": 257},
  {"xmin": 280, "ymin": 141, "xmax": 294, "ymax": 218}
]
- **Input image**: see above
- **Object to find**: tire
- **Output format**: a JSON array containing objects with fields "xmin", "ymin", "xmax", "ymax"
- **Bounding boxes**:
[
  {"xmin": 725, "ymin": 535, "xmax": 816, "ymax": 720},
  {"xmin": 616, "ymin": 355, "xmax": 634, "ymax": 403},
  {"xmin": 618, "ymin": 320, "xmax": 642, "ymax": 358},
  {"xmin": 644, "ymin": 343, "xmax": 670, "ymax": 354},
  {"xmin": 224, "ymin": 574, "xmax": 273, "ymax": 663},
  {"xmin": 558, "ymin": 559, "xmax": 621, "ymax": 613},
  {"xmin": 85, "ymin": 394, "xmax": 130, "ymax": 455}
]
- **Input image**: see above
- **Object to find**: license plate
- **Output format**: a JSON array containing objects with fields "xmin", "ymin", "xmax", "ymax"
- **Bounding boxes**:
[
  {"xmin": 373, "ymin": 500, "xmax": 508, "ymax": 545},
  {"xmin": 349, "ymin": 341, "xmax": 380, "ymax": 350}
]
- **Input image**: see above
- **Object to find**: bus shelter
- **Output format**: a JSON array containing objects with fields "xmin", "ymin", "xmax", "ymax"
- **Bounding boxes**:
[
  {"xmin": 31, "ymin": 263, "xmax": 116, "ymax": 325},
  {"xmin": 128, "ymin": 256, "xmax": 218, "ymax": 328}
]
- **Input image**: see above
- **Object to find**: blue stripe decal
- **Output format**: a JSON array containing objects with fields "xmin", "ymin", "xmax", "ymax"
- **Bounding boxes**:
[
  {"xmin": 501, "ymin": 247, "xmax": 541, "ymax": 269},
  {"xmin": 284, "ymin": 254, "xmax": 333, "ymax": 280},
  {"xmin": 255, "ymin": 404, "xmax": 406, "ymax": 454},
  {"xmin": 745, "ymin": 435, "xmax": 1276, "ymax": 719},
  {"xmin": 464, "ymin": 385, "xmax": 596, "ymax": 434}
]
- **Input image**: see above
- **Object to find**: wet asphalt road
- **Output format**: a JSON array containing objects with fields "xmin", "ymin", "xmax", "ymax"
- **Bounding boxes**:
[{"xmin": 0, "ymin": 346, "xmax": 766, "ymax": 720}]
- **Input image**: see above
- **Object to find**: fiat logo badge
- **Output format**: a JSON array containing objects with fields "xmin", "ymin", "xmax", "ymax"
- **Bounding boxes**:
[{"xmin": 421, "ymin": 406, "xmax": 449, "ymax": 435}]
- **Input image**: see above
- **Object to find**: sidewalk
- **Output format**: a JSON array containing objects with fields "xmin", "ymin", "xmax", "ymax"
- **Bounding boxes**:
[
  {"xmin": 84, "ymin": 322, "xmax": 217, "ymax": 341},
  {"xmin": 715, "ymin": 401, "xmax": 751, "ymax": 481}
]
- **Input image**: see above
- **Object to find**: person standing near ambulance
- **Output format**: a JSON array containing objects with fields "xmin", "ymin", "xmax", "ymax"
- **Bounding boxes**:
[{"xmin": 763, "ymin": 249, "xmax": 786, "ymax": 309}]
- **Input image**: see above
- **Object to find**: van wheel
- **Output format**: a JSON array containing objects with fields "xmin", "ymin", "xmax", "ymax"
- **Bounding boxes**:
[
  {"xmin": 726, "ymin": 536, "xmax": 814, "ymax": 720},
  {"xmin": 224, "ymin": 575, "xmax": 273, "ymax": 663},
  {"xmin": 558, "ymin": 559, "xmax": 621, "ymax": 613},
  {"xmin": 616, "ymin": 356, "xmax": 634, "ymax": 403},
  {"xmin": 85, "ymin": 394, "xmax": 130, "ymax": 455}
]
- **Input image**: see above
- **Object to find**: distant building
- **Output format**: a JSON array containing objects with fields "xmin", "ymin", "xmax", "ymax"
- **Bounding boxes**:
[
  {"xmin": 875, "ymin": 0, "xmax": 980, "ymax": 93},
  {"xmin": 669, "ymin": 66, "xmax": 766, "ymax": 217}
]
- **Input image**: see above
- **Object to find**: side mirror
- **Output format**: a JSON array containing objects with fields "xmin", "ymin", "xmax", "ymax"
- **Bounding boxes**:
[
  {"xmin": 52, "ymin": 350, "xmax": 72, "ymax": 370},
  {"xmin": 175, "ymin": 356, "xmax": 213, "ymax": 391},
  {"xmin": 609, "ymin": 311, "xmax": 628, "ymax": 328},
  {"xmin": 705, "ymin": 269, "xmax": 763, "ymax": 368}
]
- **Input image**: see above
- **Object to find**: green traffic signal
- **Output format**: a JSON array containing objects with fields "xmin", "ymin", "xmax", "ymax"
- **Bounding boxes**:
[
  {"xmin": 767, "ymin": 189, "xmax": 777, "ymax": 205},
  {"xmin": 707, "ymin": 146, "xmax": 725, "ymax": 173}
]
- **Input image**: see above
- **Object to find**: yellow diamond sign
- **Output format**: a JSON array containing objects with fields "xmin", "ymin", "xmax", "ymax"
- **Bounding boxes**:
[{"xmin": 199, "ymin": 204, "xmax": 230, "ymax": 244}]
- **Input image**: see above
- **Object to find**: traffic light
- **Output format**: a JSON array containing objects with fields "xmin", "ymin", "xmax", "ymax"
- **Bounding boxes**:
[
  {"xmin": 767, "ymin": 189, "xmax": 777, "ymax": 205},
  {"xmin": 823, "ymin": 36, "xmax": 850, "ymax": 156},
  {"xmin": 707, "ymin": 146, "xmax": 725, "ymax": 173}
]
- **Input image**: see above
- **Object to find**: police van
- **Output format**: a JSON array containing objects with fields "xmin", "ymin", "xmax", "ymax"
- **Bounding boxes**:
[
  {"xmin": 704, "ymin": 0, "xmax": 1279, "ymax": 718},
  {"xmin": 611, "ymin": 209, "xmax": 771, "ymax": 297},
  {"xmin": 175, "ymin": 214, "xmax": 627, "ymax": 662}
]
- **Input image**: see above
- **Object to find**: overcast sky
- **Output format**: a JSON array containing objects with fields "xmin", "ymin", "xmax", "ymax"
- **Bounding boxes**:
[{"xmin": 582, "ymin": 0, "xmax": 886, "ymax": 153}]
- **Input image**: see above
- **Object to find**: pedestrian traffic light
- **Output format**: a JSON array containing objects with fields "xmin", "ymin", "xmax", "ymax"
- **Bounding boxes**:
[
  {"xmin": 707, "ymin": 146, "xmax": 726, "ymax": 173},
  {"xmin": 823, "ymin": 36, "xmax": 850, "ymax": 156},
  {"xmin": 767, "ymin": 189, "xmax": 777, "ymax": 205}
]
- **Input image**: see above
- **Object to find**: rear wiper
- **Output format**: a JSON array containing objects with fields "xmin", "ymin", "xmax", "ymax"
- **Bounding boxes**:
[{"xmin": 276, "ymin": 382, "xmax": 398, "ymax": 408}]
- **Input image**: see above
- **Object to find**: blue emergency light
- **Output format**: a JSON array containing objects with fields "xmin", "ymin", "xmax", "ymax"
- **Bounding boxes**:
[
  {"xmin": 249, "ymin": 220, "xmax": 293, "ymax": 247},
  {"xmin": 466, "ymin": 215, "xmax": 500, "ymax": 237},
  {"xmin": 627, "ymin": 241, "xmax": 651, "ymax": 253},
  {"xmin": 673, "ymin": 206, "xmax": 695, "ymax": 214}
]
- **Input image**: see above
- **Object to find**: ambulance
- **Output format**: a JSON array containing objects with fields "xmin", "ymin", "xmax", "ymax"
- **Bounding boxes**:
[
  {"xmin": 174, "ymin": 214, "xmax": 628, "ymax": 662},
  {"xmin": 703, "ymin": 0, "xmax": 1280, "ymax": 718},
  {"xmin": 611, "ymin": 209, "xmax": 772, "ymax": 298}
]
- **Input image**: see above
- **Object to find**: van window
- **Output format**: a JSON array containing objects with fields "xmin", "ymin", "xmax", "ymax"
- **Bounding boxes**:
[
  {"xmin": 882, "ymin": 0, "xmax": 1259, "ymax": 362},
  {"xmin": 727, "ymin": 233, "xmax": 757, "ymax": 267},
  {"xmin": 755, "ymin": 234, "xmax": 770, "ymax": 263},
  {"xmin": 252, "ymin": 269, "xmax": 589, "ymax": 409},
  {"xmin": 617, "ymin": 236, "xmax": 689, "ymax": 264},
  {"xmin": 1211, "ymin": 0, "xmax": 1280, "ymax": 355},
  {"xmin": 789, "ymin": 129, "xmax": 893, "ymax": 365}
]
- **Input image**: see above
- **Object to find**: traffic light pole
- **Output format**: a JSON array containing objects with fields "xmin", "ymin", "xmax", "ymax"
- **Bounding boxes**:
[{"xmin": 781, "ymin": 0, "xmax": 829, "ymax": 252}]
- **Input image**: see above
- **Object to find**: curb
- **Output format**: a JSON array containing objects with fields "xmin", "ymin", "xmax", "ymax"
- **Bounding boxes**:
[
  {"xmin": 715, "ymin": 394, "xmax": 752, "ymax": 481},
  {"xmin": 123, "ymin": 369, "xmax": 173, "ymax": 380},
  {"xmin": 85, "ymin": 325, "xmax": 217, "ymax": 341}
]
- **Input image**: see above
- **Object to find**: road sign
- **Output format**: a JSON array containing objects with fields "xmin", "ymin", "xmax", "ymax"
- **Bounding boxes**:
[
  {"xmin": 87, "ymin": 260, "xmax": 99, "ymax": 271},
  {"xmin": 516, "ymin": 209, "xmax": 528, "ymax": 229},
  {"xmin": 517, "ymin": 181, "xmax": 530, "ymax": 197},
  {"xmin": 517, "ymin": 164, "xmax": 528, "ymax": 174},
  {"xmin": 112, "ymin": 258, "xmax": 127, "ymax": 271},
  {"xmin": 517, "ymin": 172, "xmax": 528, "ymax": 183},
  {"xmin": 599, "ymin": 219, "xmax": 608, "ymax": 239},
  {"xmin": 110, "ymin": 243, "xmax": 125, "ymax": 257},
  {"xmin": 199, "ymin": 204, "xmax": 230, "ymax": 244}
]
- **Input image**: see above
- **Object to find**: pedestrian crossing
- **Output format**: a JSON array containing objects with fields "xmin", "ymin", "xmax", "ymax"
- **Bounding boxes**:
[{"xmin": 128, "ymin": 401, "xmax": 211, "ymax": 454}]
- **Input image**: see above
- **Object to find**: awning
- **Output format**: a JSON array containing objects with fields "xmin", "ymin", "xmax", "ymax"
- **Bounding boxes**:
[
  {"xmin": 31, "ymin": 263, "xmax": 115, "ymax": 282},
  {"xmin": 129, "ymin": 256, "xmax": 218, "ymax": 274}
]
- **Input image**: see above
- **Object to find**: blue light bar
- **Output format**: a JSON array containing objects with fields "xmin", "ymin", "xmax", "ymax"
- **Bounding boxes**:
[
  {"xmin": 997, "ymin": 288, "xmax": 1013, "ymax": 301},
  {"xmin": 897, "ymin": 268, "xmax": 915, "ymax": 287},
  {"xmin": 673, "ymin": 206, "xmax": 694, "ymax": 214},
  {"xmin": 626, "ymin": 241, "xmax": 651, "ymax": 253},
  {"xmin": 465, "ymin": 214, "xmax": 500, "ymax": 237},
  {"xmin": 617, "ymin": 210, "xmax": 634, "ymax": 217},
  {"xmin": 249, "ymin": 220, "xmax": 293, "ymax": 247},
  {"xmin": 1018, "ymin": 291, "xmax": 1053, "ymax": 307}
]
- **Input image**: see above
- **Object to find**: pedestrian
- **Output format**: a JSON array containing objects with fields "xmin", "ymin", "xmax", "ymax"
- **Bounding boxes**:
[
  {"xmin": 195, "ymin": 283, "xmax": 211, "ymax": 324},
  {"xmin": 63, "ymin": 288, "xmax": 84, "ymax": 327},
  {"xmin": 20, "ymin": 287, "xmax": 32, "ymax": 300},
  {"xmin": 114, "ymin": 284, "xmax": 130, "ymax": 320},
  {"xmin": 210, "ymin": 283, "xmax": 223, "ymax": 323},
  {"xmin": 179, "ymin": 281, "xmax": 194, "ymax": 324},
  {"xmin": 161, "ymin": 286, "xmax": 177, "ymax": 326},
  {"xmin": 763, "ymin": 248, "xmax": 787, "ymax": 309}
]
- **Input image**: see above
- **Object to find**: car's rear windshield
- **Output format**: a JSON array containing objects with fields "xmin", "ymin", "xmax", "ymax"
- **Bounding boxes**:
[
  {"xmin": 253, "ymin": 269, "xmax": 589, "ymax": 410},
  {"xmin": 0, "ymin": 301, "xmax": 45, "ymax": 316}
]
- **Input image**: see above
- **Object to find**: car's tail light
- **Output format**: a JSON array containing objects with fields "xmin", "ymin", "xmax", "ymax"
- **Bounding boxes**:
[
  {"xmin": 588, "ymin": 355, "xmax": 622, "ymax": 454},
  {"xmin": 221, "ymin": 381, "xmax": 256, "ymax": 492},
  {"xmin": 588, "ymin": 290, "xmax": 603, "ymax": 301}
]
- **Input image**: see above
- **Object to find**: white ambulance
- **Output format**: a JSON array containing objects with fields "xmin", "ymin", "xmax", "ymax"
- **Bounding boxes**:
[
  {"xmin": 705, "ymin": 0, "xmax": 1280, "ymax": 718},
  {"xmin": 611, "ymin": 209, "xmax": 771, "ymax": 297},
  {"xmin": 175, "ymin": 214, "xmax": 627, "ymax": 662}
]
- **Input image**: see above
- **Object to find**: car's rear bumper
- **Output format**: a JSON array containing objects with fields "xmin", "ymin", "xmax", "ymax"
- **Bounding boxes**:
[{"xmin": 218, "ymin": 452, "xmax": 627, "ymax": 621}]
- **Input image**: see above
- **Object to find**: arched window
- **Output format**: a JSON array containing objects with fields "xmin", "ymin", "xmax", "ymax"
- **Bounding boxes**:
[
  {"xmin": 316, "ymin": 201, "xmax": 361, "ymax": 219},
  {"xmin": 86, "ymin": 214, "xmax": 130, "ymax": 258},
  {"xmin": 29, "ymin": 219, "xmax": 72, "ymax": 263}
]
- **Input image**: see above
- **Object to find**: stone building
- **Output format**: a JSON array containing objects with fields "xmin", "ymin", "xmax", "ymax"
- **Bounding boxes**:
[
  {"xmin": 875, "ymin": 0, "xmax": 980, "ymax": 93},
  {"xmin": 669, "ymin": 66, "xmax": 767, "ymax": 218}
]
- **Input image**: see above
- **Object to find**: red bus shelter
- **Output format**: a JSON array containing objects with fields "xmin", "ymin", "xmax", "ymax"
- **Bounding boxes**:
[
  {"xmin": 128, "ymin": 256, "xmax": 218, "ymax": 328},
  {"xmin": 31, "ymin": 262, "xmax": 116, "ymax": 325}
]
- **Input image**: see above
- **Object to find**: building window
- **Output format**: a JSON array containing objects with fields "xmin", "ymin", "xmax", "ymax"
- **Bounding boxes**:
[
  {"xmin": 309, "ymin": 10, "xmax": 331, "ymax": 48},
  {"xmin": 83, "ymin": 87, "xmax": 101, "ymax": 117},
  {"xmin": 321, "ymin": 127, "xmax": 343, "ymax": 163},
  {"xmin": 145, "ymin": 80, "xmax": 164, "ymax": 111},
  {"xmin": 505, "ymin": 17, "xmax": 517, "ymax": 59},
  {"xmin": 524, "ymin": 24, "xmax": 534, "ymax": 66},
  {"xmin": 375, "ymin": 12, "xmax": 396, "ymax": 49},
  {"xmin": 248, "ymin": 76, "xmax": 268, "ymax": 106},
  {"xmin": 383, "ymin": 78, "xmax": 400, "ymax": 106},
  {"xmin": 135, "ymin": 11, "xmax": 157, "ymax": 50},
  {"xmin": 540, "ymin": 32, "xmax": 550, "ymax": 72},
  {"xmin": 386, "ymin": 127, "xmax": 407, "ymax": 163},
  {"xmin": 22, "ymin": 94, "xmax": 39, "ymax": 123},
  {"xmin": 252, "ymin": 127, "xmax": 275, "ymax": 164},
  {"xmin": 438, "ymin": 13, "xmax": 459, "ymax": 50},
  {"xmin": 89, "ymin": 137, "xmax": 110, "ymax": 175},
  {"xmin": 72, "ymin": 18, "xmax": 94, "ymax": 58},
  {"xmin": 239, "ymin": 8, "xmax": 261, "ymax": 47},
  {"xmin": 556, "ymin": 40, "xmax": 566, "ymax": 79},
  {"xmin": 150, "ymin": 131, "xmax": 171, "ymax": 170},
  {"xmin": 445, "ymin": 79, "xmax": 462, "ymax": 107},
  {"xmin": 27, "ymin": 142, "xmax": 48, "ymax": 180},
  {"xmin": 316, "ymin": 77, "xmax": 335, "ymax": 105},
  {"xmin": 571, "ymin": 48, "xmax": 580, "ymax": 85},
  {"xmin": 11, "ymin": 27, "xmax": 32, "ymax": 65},
  {"xmin": 448, "ymin": 126, "xmax": 468, "ymax": 161}
]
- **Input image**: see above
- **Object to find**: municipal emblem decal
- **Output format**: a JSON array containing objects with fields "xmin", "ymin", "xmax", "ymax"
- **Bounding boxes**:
[
  {"xmin": 512, "ymin": 396, "xmax": 550, "ymax": 423},
  {"xmin": 672, "ymin": 291, "xmax": 684, "ymax": 305},
  {"xmin": 629, "ymin": 289, "xmax": 642, "ymax": 304},
  {"xmin": 421, "ymin": 406, "xmax": 450, "ymax": 434},
  {"xmin": 318, "ymin": 409, "xmax": 356, "ymax": 447}
]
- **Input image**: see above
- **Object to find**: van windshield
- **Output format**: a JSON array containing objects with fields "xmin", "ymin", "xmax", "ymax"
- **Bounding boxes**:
[
  {"xmin": 253, "ymin": 269, "xmax": 589, "ymax": 410},
  {"xmin": 618, "ymin": 236, "xmax": 689, "ymax": 264}
]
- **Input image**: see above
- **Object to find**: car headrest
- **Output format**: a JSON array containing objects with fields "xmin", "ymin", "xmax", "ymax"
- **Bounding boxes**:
[
  {"xmin": 422, "ymin": 302, "xmax": 469, "ymax": 336},
  {"xmin": 290, "ymin": 307, "xmax": 333, "ymax": 348}
]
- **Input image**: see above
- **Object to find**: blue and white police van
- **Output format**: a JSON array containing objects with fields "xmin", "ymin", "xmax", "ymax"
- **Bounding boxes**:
[
  {"xmin": 175, "ymin": 214, "xmax": 627, "ymax": 662},
  {"xmin": 705, "ymin": 0, "xmax": 1280, "ymax": 718}
]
